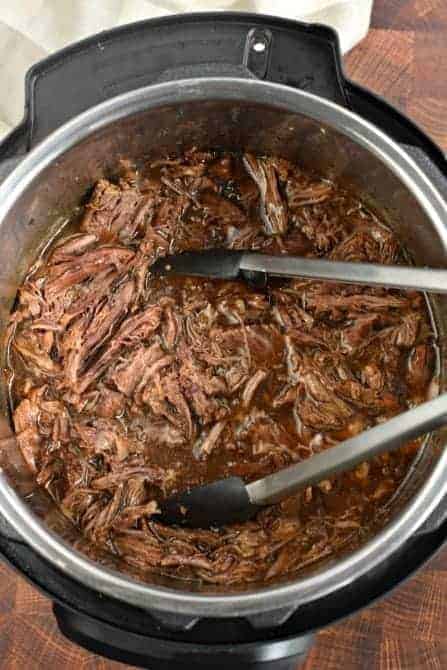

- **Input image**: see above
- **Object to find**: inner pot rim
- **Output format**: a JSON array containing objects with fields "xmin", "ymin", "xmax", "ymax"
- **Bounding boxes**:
[{"xmin": 1, "ymin": 77, "xmax": 447, "ymax": 617}]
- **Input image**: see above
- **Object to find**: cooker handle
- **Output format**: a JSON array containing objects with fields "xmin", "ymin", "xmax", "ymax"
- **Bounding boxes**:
[
  {"xmin": 3, "ymin": 13, "xmax": 350, "ymax": 152},
  {"xmin": 156, "ymin": 20, "xmax": 350, "ymax": 109},
  {"xmin": 240, "ymin": 21, "xmax": 348, "ymax": 107},
  {"xmin": 54, "ymin": 603, "xmax": 313, "ymax": 670}
]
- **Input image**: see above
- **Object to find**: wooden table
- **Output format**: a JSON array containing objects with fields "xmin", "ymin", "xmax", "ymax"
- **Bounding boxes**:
[{"xmin": 1, "ymin": 1, "xmax": 447, "ymax": 668}]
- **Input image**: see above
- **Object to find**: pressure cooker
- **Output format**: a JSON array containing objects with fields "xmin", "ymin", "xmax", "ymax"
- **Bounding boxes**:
[{"xmin": 0, "ymin": 13, "xmax": 447, "ymax": 670}]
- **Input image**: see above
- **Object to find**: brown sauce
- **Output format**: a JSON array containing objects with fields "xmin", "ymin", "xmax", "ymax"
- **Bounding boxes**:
[{"xmin": 7, "ymin": 150, "xmax": 436, "ymax": 585}]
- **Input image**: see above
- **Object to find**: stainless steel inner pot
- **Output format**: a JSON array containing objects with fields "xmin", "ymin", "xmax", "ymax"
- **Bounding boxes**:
[{"xmin": 1, "ymin": 78, "xmax": 447, "ymax": 620}]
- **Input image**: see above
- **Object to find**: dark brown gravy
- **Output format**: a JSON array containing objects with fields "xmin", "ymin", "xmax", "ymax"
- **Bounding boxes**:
[{"xmin": 7, "ymin": 150, "xmax": 436, "ymax": 585}]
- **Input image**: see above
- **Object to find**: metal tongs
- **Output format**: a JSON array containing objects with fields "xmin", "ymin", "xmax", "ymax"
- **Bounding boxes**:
[
  {"xmin": 148, "ymin": 249, "xmax": 446, "ymax": 528},
  {"xmin": 158, "ymin": 394, "xmax": 447, "ymax": 528},
  {"xmin": 150, "ymin": 249, "xmax": 447, "ymax": 293}
]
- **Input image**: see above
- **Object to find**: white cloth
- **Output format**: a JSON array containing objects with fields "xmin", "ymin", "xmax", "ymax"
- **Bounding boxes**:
[{"xmin": 0, "ymin": 0, "xmax": 373, "ymax": 139}]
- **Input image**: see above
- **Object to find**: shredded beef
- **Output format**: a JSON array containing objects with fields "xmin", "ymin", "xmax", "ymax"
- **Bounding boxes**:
[
  {"xmin": 8, "ymin": 149, "xmax": 436, "ymax": 586},
  {"xmin": 243, "ymin": 154, "xmax": 288, "ymax": 236}
]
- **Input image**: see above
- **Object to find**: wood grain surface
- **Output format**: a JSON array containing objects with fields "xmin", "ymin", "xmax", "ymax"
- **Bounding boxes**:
[{"xmin": 1, "ymin": 1, "xmax": 447, "ymax": 668}]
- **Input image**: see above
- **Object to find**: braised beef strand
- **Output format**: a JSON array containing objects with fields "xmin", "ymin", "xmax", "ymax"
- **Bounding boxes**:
[{"xmin": 7, "ymin": 150, "xmax": 436, "ymax": 585}]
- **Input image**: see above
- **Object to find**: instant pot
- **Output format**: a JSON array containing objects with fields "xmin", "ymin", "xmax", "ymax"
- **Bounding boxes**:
[{"xmin": 1, "ymin": 13, "xmax": 447, "ymax": 670}]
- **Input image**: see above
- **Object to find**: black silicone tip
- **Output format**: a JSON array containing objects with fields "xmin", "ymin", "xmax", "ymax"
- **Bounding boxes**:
[
  {"xmin": 158, "ymin": 477, "xmax": 259, "ymax": 528},
  {"xmin": 149, "ymin": 250, "xmax": 244, "ymax": 280}
]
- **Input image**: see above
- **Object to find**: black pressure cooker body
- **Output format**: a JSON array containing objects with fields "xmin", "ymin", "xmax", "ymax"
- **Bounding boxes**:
[{"xmin": 1, "ymin": 14, "xmax": 447, "ymax": 670}]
